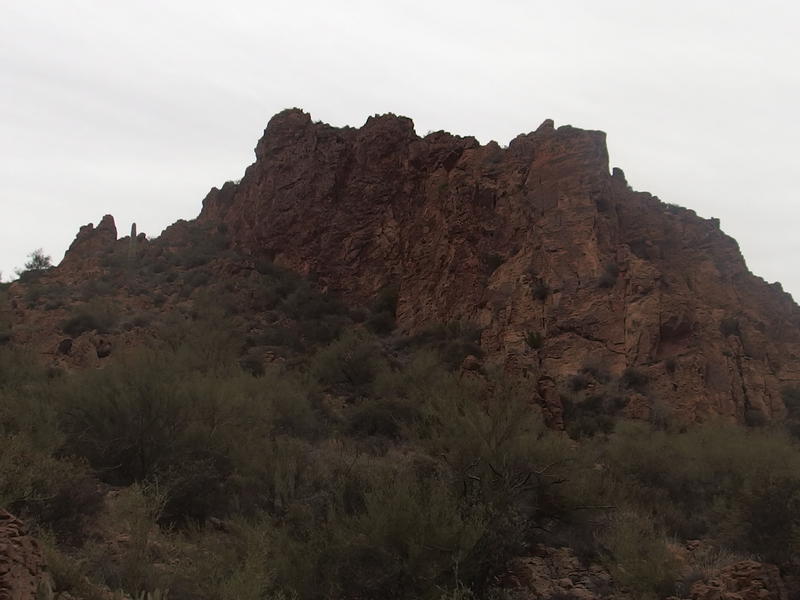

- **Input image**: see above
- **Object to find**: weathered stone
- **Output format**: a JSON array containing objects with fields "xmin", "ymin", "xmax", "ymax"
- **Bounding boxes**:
[
  {"xmin": 193, "ymin": 109, "xmax": 800, "ymax": 424},
  {"xmin": 0, "ymin": 510, "xmax": 50, "ymax": 600}
]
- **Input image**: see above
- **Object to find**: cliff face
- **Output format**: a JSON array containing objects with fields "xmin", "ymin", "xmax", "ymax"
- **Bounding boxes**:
[{"xmin": 198, "ymin": 109, "xmax": 800, "ymax": 424}]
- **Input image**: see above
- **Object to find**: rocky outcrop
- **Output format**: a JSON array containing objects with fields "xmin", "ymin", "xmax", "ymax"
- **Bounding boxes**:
[
  {"xmin": 60, "ymin": 214, "xmax": 117, "ymax": 272},
  {"xmin": 0, "ymin": 510, "xmax": 49, "ymax": 600},
  {"xmin": 508, "ymin": 545, "xmax": 630, "ymax": 599},
  {"xmin": 194, "ymin": 108, "xmax": 800, "ymax": 424},
  {"xmin": 682, "ymin": 560, "xmax": 789, "ymax": 600}
]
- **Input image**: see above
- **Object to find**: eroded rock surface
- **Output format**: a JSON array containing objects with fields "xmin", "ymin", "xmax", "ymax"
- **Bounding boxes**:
[
  {"xmin": 7, "ymin": 109, "xmax": 800, "ymax": 424},
  {"xmin": 0, "ymin": 510, "xmax": 48, "ymax": 600},
  {"xmin": 196, "ymin": 109, "xmax": 800, "ymax": 423},
  {"xmin": 684, "ymin": 560, "xmax": 788, "ymax": 600}
]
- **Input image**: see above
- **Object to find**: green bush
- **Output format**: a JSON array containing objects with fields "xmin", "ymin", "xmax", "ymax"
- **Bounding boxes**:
[
  {"xmin": 532, "ymin": 280, "xmax": 550, "ymax": 301},
  {"xmin": 58, "ymin": 349, "xmax": 188, "ymax": 483},
  {"xmin": 0, "ymin": 434, "xmax": 101, "ymax": 543},
  {"xmin": 598, "ymin": 263, "xmax": 619, "ymax": 289},
  {"xmin": 598, "ymin": 510, "xmax": 680, "ymax": 598},
  {"xmin": 310, "ymin": 333, "xmax": 386, "ymax": 394},
  {"xmin": 525, "ymin": 330, "xmax": 543, "ymax": 349},
  {"xmin": 61, "ymin": 301, "xmax": 118, "ymax": 337},
  {"xmin": 347, "ymin": 398, "xmax": 419, "ymax": 439},
  {"xmin": 719, "ymin": 317, "xmax": 740, "ymax": 337},
  {"xmin": 621, "ymin": 367, "xmax": 648, "ymax": 391},
  {"xmin": 400, "ymin": 321, "xmax": 484, "ymax": 370}
]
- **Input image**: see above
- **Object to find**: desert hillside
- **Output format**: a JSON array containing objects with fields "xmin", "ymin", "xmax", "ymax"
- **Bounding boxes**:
[{"xmin": 2, "ymin": 111, "xmax": 800, "ymax": 600}]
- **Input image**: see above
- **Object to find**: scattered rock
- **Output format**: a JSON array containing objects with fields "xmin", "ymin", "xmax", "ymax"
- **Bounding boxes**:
[{"xmin": 0, "ymin": 510, "xmax": 51, "ymax": 600}]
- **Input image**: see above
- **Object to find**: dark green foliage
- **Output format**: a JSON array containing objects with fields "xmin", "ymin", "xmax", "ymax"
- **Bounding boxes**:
[
  {"xmin": 81, "ymin": 278, "xmax": 115, "ymax": 302},
  {"xmin": 311, "ymin": 333, "xmax": 386, "ymax": 393},
  {"xmin": 483, "ymin": 253, "xmax": 504, "ymax": 275},
  {"xmin": 8, "ymin": 244, "xmax": 800, "ymax": 600},
  {"xmin": 526, "ymin": 330, "xmax": 543, "ymax": 349},
  {"xmin": 366, "ymin": 286, "xmax": 398, "ymax": 335},
  {"xmin": 621, "ymin": 367, "xmax": 648, "ymax": 391},
  {"xmin": 24, "ymin": 248, "xmax": 53, "ymax": 271},
  {"xmin": 720, "ymin": 317, "xmax": 740, "ymax": 337},
  {"xmin": 176, "ymin": 224, "xmax": 230, "ymax": 269},
  {"xmin": 563, "ymin": 393, "xmax": 625, "ymax": 439},
  {"xmin": 532, "ymin": 279, "xmax": 550, "ymax": 301},
  {"xmin": 61, "ymin": 301, "xmax": 118, "ymax": 337},
  {"xmin": 59, "ymin": 350, "xmax": 188, "ymax": 483},
  {"xmin": 15, "ymin": 248, "xmax": 53, "ymax": 283},
  {"xmin": 25, "ymin": 282, "xmax": 69, "ymax": 309},
  {"xmin": 347, "ymin": 398, "xmax": 419, "ymax": 439},
  {"xmin": 782, "ymin": 386, "xmax": 800, "ymax": 418},
  {"xmin": 400, "ymin": 321, "xmax": 484, "ymax": 370},
  {"xmin": 598, "ymin": 263, "xmax": 619, "ymax": 289},
  {"xmin": 182, "ymin": 268, "xmax": 211, "ymax": 289},
  {"xmin": 568, "ymin": 374, "xmax": 590, "ymax": 392}
]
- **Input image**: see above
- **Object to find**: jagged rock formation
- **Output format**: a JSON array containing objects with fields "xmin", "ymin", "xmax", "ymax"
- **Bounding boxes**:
[
  {"xmin": 9, "ymin": 108, "xmax": 800, "ymax": 425},
  {"xmin": 194, "ymin": 108, "xmax": 800, "ymax": 424}
]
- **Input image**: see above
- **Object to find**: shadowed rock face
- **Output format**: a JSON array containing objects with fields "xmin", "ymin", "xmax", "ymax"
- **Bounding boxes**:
[{"xmin": 197, "ymin": 108, "xmax": 800, "ymax": 424}]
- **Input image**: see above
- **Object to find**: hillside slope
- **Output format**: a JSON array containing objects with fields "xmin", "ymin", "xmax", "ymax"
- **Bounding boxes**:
[{"xmin": 6, "ymin": 109, "xmax": 800, "ymax": 426}]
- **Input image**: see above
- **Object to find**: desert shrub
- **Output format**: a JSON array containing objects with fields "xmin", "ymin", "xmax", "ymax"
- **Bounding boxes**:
[
  {"xmin": 250, "ymin": 326, "xmax": 304, "ymax": 351},
  {"xmin": 568, "ymin": 374, "xmax": 590, "ymax": 392},
  {"xmin": 84, "ymin": 483, "xmax": 168, "ymax": 595},
  {"xmin": 0, "ymin": 433, "xmax": 101, "ymax": 542},
  {"xmin": 271, "ymin": 467, "xmax": 487, "ymax": 600},
  {"xmin": 782, "ymin": 385, "xmax": 800, "ymax": 418},
  {"xmin": 562, "ymin": 393, "xmax": 625, "ymax": 439},
  {"xmin": 157, "ymin": 439, "xmax": 234, "ymax": 525},
  {"xmin": 281, "ymin": 283, "xmax": 347, "ymax": 321},
  {"xmin": 526, "ymin": 330, "xmax": 543, "ymax": 349},
  {"xmin": 621, "ymin": 367, "xmax": 648, "ymax": 391},
  {"xmin": 347, "ymin": 398, "xmax": 419, "ymax": 439},
  {"xmin": 81, "ymin": 277, "xmax": 115, "ymax": 300},
  {"xmin": 598, "ymin": 510, "xmax": 680, "ymax": 598},
  {"xmin": 365, "ymin": 310, "xmax": 396, "ymax": 335},
  {"xmin": 15, "ymin": 248, "xmax": 53, "ymax": 282},
  {"xmin": 239, "ymin": 348, "xmax": 266, "ymax": 376},
  {"xmin": 310, "ymin": 333, "xmax": 386, "ymax": 394},
  {"xmin": 597, "ymin": 263, "xmax": 619, "ymax": 289},
  {"xmin": 401, "ymin": 321, "xmax": 484, "ymax": 370},
  {"xmin": 729, "ymin": 477, "xmax": 800, "ymax": 564},
  {"xmin": 61, "ymin": 301, "xmax": 118, "ymax": 337},
  {"xmin": 719, "ymin": 317, "xmax": 740, "ymax": 337},
  {"xmin": 412, "ymin": 373, "xmax": 580, "ymax": 587},
  {"xmin": 58, "ymin": 349, "xmax": 188, "ymax": 483},
  {"xmin": 182, "ymin": 268, "xmax": 211, "ymax": 289},
  {"xmin": 25, "ymin": 282, "xmax": 69, "ymax": 309},
  {"xmin": 298, "ymin": 314, "xmax": 350, "ymax": 344},
  {"xmin": 600, "ymin": 421, "xmax": 800, "ymax": 558},
  {"xmin": 532, "ymin": 280, "xmax": 550, "ymax": 301},
  {"xmin": 174, "ymin": 224, "xmax": 230, "ymax": 269},
  {"xmin": 483, "ymin": 253, "xmax": 504, "ymax": 275},
  {"xmin": 365, "ymin": 287, "xmax": 398, "ymax": 335}
]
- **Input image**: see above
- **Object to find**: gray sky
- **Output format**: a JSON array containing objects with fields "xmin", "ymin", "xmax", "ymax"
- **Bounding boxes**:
[{"xmin": 2, "ymin": 1, "xmax": 799, "ymax": 299}]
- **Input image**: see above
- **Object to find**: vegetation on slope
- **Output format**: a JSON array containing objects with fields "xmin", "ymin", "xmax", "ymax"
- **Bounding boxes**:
[{"xmin": 3, "ymin": 241, "xmax": 800, "ymax": 600}]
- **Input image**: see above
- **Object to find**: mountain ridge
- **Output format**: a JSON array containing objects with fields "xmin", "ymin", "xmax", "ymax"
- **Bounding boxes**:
[{"xmin": 10, "ymin": 108, "xmax": 800, "ymax": 426}]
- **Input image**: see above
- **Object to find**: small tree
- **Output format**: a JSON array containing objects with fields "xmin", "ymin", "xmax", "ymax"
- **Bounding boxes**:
[
  {"xmin": 25, "ymin": 248, "xmax": 53, "ymax": 270},
  {"xmin": 14, "ymin": 249, "xmax": 53, "ymax": 283}
]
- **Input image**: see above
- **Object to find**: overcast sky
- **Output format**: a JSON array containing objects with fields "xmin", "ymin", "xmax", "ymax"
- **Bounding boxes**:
[{"xmin": 2, "ymin": 1, "xmax": 798, "ymax": 299}]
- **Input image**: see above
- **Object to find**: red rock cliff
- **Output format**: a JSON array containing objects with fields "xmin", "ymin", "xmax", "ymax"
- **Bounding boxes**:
[{"xmin": 198, "ymin": 108, "xmax": 800, "ymax": 423}]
